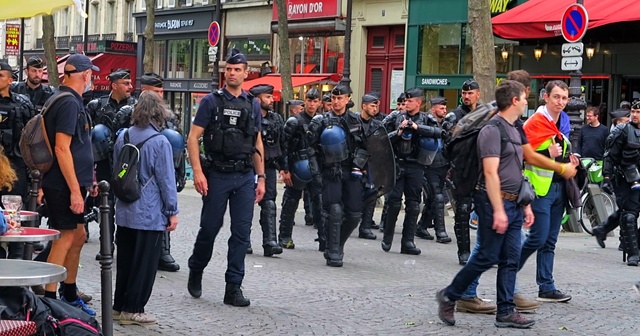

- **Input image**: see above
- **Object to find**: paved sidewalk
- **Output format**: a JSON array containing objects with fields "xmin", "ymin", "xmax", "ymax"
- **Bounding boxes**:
[{"xmin": 71, "ymin": 183, "xmax": 639, "ymax": 335}]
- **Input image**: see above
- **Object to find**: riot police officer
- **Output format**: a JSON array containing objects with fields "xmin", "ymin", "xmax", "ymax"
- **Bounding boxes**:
[
  {"xmin": 140, "ymin": 72, "xmax": 182, "ymax": 271},
  {"xmin": 288, "ymin": 100, "xmax": 304, "ymax": 116},
  {"xmin": 249, "ymin": 84, "xmax": 284, "ymax": 257},
  {"xmin": 86, "ymin": 69, "xmax": 135, "ymax": 260},
  {"xmin": 445, "ymin": 79, "xmax": 481, "ymax": 265},
  {"xmin": 416, "ymin": 97, "xmax": 452, "ymax": 243},
  {"xmin": 308, "ymin": 84, "xmax": 370, "ymax": 267},
  {"xmin": 601, "ymin": 103, "xmax": 640, "ymax": 266},
  {"xmin": 381, "ymin": 87, "xmax": 444, "ymax": 255},
  {"xmin": 279, "ymin": 88, "xmax": 325, "ymax": 250},
  {"xmin": 11, "ymin": 56, "xmax": 56, "ymax": 112},
  {"xmin": 187, "ymin": 50, "xmax": 265, "ymax": 306},
  {"xmin": 321, "ymin": 93, "xmax": 332, "ymax": 113},
  {"xmin": 0, "ymin": 61, "xmax": 35, "ymax": 259},
  {"xmin": 358, "ymin": 93, "xmax": 382, "ymax": 240}
]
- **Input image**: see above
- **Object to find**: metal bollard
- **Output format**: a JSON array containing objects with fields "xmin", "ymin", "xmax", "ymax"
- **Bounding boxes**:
[
  {"xmin": 23, "ymin": 169, "xmax": 41, "ymax": 260},
  {"xmin": 98, "ymin": 181, "xmax": 113, "ymax": 336}
]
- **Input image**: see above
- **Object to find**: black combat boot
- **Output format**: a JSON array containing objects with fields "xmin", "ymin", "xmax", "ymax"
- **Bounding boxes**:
[
  {"xmin": 313, "ymin": 193, "xmax": 327, "ymax": 252},
  {"xmin": 382, "ymin": 201, "xmax": 401, "ymax": 252},
  {"xmin": 278, "ymin": 197, "xmax": 298, "ymax": 249},
  {"xmin": 187, "ymin": 270, "xmax": 203, "ymax": 298},
  {"xmin": 223, "ymin": 283, "xmax": 250, "ymax": 307},
  {"xmin": 433, "ymin": 194, "xmax": 452, "ymax": 243},
  {"xmin": 416, "ymin": 214, "xmax": 435, "ymax": 240},
  {"xmin": 358, "ymin": 198, "xmax": 377, "ymax": 240},
  {"xmin": 454, "ymin": 199, "xmax": 472, "ymax": 265},
  {"xmin": 158, "ymin": 232, "xmax": 180, "ymax": 272},
  {"xmin": 400, "ymin": 201, "xmax": 422, "ymax": 255},
  {"xmin": 379, "ymin": 199, "xmax": 388, "ymax": 232},
  {"xmin": 621, "ymin": 212, "xmax": 640, "ymax": 266},
  {"xmin": 592, "ymin": 211, "xmax": 620, "ymax": 248},
  {"xmin": 261, "ymin": 200, "xmax": 283, "ymax": 257},
  {"xmin": 340, "ymin": 212, "xmax": 362, "ymax": 258},
  {"xmin": 325, "ymin": 204, "xmax": 343, "ymax": 267}
]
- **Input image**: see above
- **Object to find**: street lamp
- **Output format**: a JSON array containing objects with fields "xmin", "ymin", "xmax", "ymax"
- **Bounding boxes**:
[
  {"xmin": 586, "ymin": 46, "xmax": 595, "ymax": 59},
  {"xmin": 501, "ymin": 46, "xmax": 509, "ymax": 61},
  {"xmin": 533, "ymin": 47, "xmax": 543, "ymax": 61}
]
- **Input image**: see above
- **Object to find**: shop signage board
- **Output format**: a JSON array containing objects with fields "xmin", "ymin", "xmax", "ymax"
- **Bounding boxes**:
[
  {"xmin": 561, "ymin": 4, "xmax": 588, "ymax": 43},
  {"xmin": 561, "ymin": 42, "xmax": 583, "ymax": 57},
  {"xmin": 561, "ymin": 56, "xmax": 582, "ymax": 71},
  {"xmin": 4, "ymin": 24, "xmax": 20, "ymax": 56},
  {"xmin": 272, "ymin": 0, "xmax": 340, "ymax": 21}
]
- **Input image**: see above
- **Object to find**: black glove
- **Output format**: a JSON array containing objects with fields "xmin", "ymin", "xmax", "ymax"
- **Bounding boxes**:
[{"xmin": 601, "ymin": 178, "xmax": 613, "ymax": 195}]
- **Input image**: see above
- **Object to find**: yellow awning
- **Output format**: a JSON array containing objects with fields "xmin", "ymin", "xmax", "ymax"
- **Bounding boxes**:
[{"xmin": 0, "ymin": 0, "xmax": 86, "ymax": 19}]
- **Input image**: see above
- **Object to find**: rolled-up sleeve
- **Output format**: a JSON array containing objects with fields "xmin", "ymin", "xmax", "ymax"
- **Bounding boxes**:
[{"xmin": 154, "ymin": 139, "xmax": 180, "ymax": 217}]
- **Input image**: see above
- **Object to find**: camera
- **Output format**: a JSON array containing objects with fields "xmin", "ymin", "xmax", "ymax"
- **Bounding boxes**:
[{"xmin": 84, "ymin": 206, "xmax": 99, "ymax": 224}]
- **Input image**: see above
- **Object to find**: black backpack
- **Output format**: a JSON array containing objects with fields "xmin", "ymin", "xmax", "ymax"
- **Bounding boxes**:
[
  {"xmin": 112, "ymin": 130, "xmax": 160, "ymax": 203},
  {"xmin": 444, "ymin": 101, "xmax": 500, "ymax": 197}
]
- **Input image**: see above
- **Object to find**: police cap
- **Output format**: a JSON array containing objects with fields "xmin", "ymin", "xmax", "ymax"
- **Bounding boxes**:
[
  {"xmin": 362, "ymin": 93, "xmax": 379, "ymax": 104},
  {"xmin": 0, "ymin": 62, "xmax": 12, "ymax": 72},
  {"xmin": 611, "ymin": 109, "xmax": 630, "ymax": 119},
  {"xmin": 621, "ymin": 100, "xmax": 631, "ymax": 109},
  {"xmin": 404, "ymin": 87, "xmax": 424, "ymax": 99},
  {"xmin": 108, "ymin": 69, "xmax": 131, "ymax": 82},
  {"xmin": 322, "ymin": 93, "xmax": 331, "ymax": 102},
  {"xmin": 27, "ymin": 56, "xmax": 44, "ymax": 69},
  {"xmin": 140, "ymin": 72, "xmax": 164, "ymax": 88},
  {"xmin": 305, "ymin": 88, "xmax": 320, "ymax": 100},
  {"xmin": 249, "ymin": 84, "xmax": 274, "ymax": 96},
  {"xmin": 462, "ymin": 79, "xmax": 480, "ymax": 91},
  {"xmin": 287, "ymin": 100, "xmax": 304, "ymax": 107},
  {"xmin": 430, "ymin": 97, "xmax": 446, "ymax": 106},
  {"xmin": 227, "ymin": 48, "xmax": 248, "ymax": 65},
  {"xmin": 397, "ymin": 93, "xmax": 406, "ymax": 103},
  {"xmin": 331, "ymin": 84, "xmax": 351, "ymax": 96},
  {"xmin": 632, "ymin": 101, "xmax": 640, "ymax": 110}
]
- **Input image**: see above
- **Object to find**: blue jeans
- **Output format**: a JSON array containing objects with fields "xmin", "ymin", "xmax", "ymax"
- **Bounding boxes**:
[
  {"xmin": 445, "ymin": 191, "xmax": 523, "ymax": 316},
  {"xmin": 518, "ymin": 181, "xmax": 565, "ymax": 294}
]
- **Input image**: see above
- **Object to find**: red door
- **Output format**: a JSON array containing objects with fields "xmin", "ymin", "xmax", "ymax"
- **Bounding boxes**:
[{"xmin": 365, "ymin": 25, "xmax": 406, "ymax": 112}]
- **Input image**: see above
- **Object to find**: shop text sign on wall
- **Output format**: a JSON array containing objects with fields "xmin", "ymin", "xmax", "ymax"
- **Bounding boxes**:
[
  {"xmin": 4, "ymin": 24, "xmax": 20, "ymax": 56},
  {"xmin": 272, "ymin": 0, "xmax": 340, "ymax": 21}
]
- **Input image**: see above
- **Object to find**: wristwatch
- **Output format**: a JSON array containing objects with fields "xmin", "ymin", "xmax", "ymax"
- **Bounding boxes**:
[{"xmin": 256, "ymin": 174, "xmax": 266, "ymax": 180}]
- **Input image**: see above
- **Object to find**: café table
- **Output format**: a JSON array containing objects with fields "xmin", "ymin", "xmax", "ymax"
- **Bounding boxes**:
[
  {"xmin": 0, "ymin": 227, "xmax": 60, "ymax": 243},
  {"xmin": 0, "ymin": 259, "xmax": 66, "ymax": 287}
]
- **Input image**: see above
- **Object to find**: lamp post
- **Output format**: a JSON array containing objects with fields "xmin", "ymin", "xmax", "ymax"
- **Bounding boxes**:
[{"xmin": 340, "ymin": 0, "xmax": 353, "ymax": 90}]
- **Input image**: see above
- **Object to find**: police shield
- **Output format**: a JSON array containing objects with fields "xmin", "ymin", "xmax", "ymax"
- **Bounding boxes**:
[{"xmin": 365, "ymin": 125, "xmax": 396, "ymax": 197}]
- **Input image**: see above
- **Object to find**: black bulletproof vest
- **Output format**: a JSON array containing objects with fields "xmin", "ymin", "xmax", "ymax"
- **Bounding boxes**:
[
  {"xmin": 262, "ymin": 111, "xmax": 283, "ymax": 161},
  {"xmin": 203, "ymin": 91, "xmax": 256, "ymax": 161}
]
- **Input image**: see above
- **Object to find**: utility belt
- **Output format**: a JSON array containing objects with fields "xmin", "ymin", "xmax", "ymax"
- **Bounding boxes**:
[
  {"xmin": 398, "ymin": 157, "xmax": 421, "ymax": 166},
  {"xmin": 475, "ymin": 185, "xmax": 518, "ymax": 202},
  {"xmin": 201, "ymin": 153, "xmax": 253, "ymax": 173}
]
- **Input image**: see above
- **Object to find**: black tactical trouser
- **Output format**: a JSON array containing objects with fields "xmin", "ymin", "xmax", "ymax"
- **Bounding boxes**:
[
  {"xmin": 279, "ymin": 172, "xmax": 325, "ymax": 250},
  {"xmin": 257, "ymin": 168, "xmax": 282, "ymax": 256},
  {"xmin": 383, "ymin": 163, "xmax": 423, "ymax": 247},
  {"xmin": 419, "ymin": 165, "xmax": 450, "ymax": 239},
  {"xmin": 453, "ymin": 190, "xmax": 473, "ymax": 262},
  {"xmin": 618, "ymin": 180, "xmax": 640, "ymax": 265},
  {"xmin": 593, "ymin": 175, "xmax": 625, "ymax": 243}
]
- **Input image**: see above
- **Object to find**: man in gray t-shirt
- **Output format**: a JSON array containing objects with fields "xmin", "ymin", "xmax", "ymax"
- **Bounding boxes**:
[{"xmin": 437, "ymin": 80, "xmax": 536, "ymax": 329}]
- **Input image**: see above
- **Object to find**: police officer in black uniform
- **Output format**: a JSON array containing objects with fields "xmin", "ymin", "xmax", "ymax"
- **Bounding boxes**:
[
  {"xmin": 248, "ymin": 84, "xmax": 284, "ymax": 257},
  {"xmin": 86, "ymin": 69, "xmax": 135, "ymax": 260},
  {"xmin": 599, "ymin": 104, "xmax": 640, "ymax": 266},
  {"xmin": 381, "ymin": 87, "xmax": 444, "ymax": 255},
  {"xmin": 286, "ymin": 99, "xmax": 315, "ymax": 227},
  {"xmin": 279, "ymin": 88, "xmax": 325, "ymax": 250},
  {"xmin": 0, "ymin": 61, "xmax": 35, "ymax": 259},
  {"xmin": 308, "ymin": 84, "xmax": 371, "ymax": 267},
  {"xmin": 140, "ymin": 72, "xmax": 182, "ymax": 271},
  {"xmin": 358, "ymin": 93, "xmax": 382, "ymax": 240},
  {"xmin": 445, "ymin": 79, "xmax": 481, "ymax": 265},
  {"xmin": 11, "ymin": 56, "xmax": 56, "ymax": 112},
  {"xmin": 321, "ymin": 93, "xmax": 332, "ymax": 113},
  {"xmin": 416, "ymin": 97, "xmax": 452, "ymax": 243},
  {"xmin": 187, "ymin": 50, "xmax": 265, "ymax": 306}
]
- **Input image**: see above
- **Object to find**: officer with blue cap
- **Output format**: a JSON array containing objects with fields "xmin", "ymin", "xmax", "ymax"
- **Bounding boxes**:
[{"xmin": 187, "ymin": 48, "xmax": 265, "ymax": 307}]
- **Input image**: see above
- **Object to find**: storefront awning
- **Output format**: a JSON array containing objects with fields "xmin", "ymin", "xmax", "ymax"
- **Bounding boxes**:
[
  {"xmin": 241, "ymin": 74, "xmax": 337, "ymax": 92},
  {"xmin": 492, "ymin": 0, "xmax": 640, "ymax": 40}
]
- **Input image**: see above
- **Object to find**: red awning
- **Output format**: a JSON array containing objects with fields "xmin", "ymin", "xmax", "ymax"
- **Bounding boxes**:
[
  {"xmin": 43, "ymin": 53, "xmax": 137, "ymax": 92},
  {"xmin": 241, "ymin": 74, "xmax": 335, "ymax": 92},
  {"xmin": 492, "ymin": 0, "xmax": 640, "ymax": 40}
]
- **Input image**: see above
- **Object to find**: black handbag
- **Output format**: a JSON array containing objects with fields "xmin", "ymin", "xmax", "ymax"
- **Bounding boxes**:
[{"xmin": 517, "ymin": 176, "xmax": 536, "ymax": 206}]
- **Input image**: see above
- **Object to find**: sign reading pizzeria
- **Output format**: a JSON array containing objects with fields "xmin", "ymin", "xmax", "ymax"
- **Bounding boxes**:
[{"xmin": 272, "ymin": 0, "xmax": 340, "ymax": 21}]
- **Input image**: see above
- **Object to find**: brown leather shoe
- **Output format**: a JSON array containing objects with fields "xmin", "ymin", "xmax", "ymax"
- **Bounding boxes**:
[
  {"xmin": 436, "ymin": 288, "xmax": 456, "ymax": 326},
  {"xmin": 456, "ymin": 297, "xmax": 497, "ymax": 314},
  {"xmin": 495, "ymin": 311, "xmax": 535, "ymax": 328},
  {"xmin": 514, "ymin": 294, "xmax": 540, "ymax": 311}
]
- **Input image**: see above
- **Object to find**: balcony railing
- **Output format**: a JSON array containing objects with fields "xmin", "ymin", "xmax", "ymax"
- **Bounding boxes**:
[
  {"xmin": 87, "ymin": 34, "xmax": 100, "ymax": 43},
  {"xmin": 124, "ymin": 32, "xmax": 134, "ymax": 42},
  {"xmin": 55, "ymin": 36, "xmax": 69, "ymax": 49},
  {"xmin": 71, "ymin": 35, "xmax": 84, "ymax": 44},
  {"xmin": 102, "ymin": 33, "xmax": 116, "ymax": 40}
]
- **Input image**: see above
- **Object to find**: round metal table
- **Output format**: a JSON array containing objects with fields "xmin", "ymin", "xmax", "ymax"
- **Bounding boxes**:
[
  {"xmin": 0, "ymin": 260, "xmax": 67, "ymax": 286},
  {"xmin": 2, "ymin": 210, "xmax": 39, "ymax": 222},
  {"xmin": 0, "ymin": 227, "xmax": 60, "ymax": 242}
]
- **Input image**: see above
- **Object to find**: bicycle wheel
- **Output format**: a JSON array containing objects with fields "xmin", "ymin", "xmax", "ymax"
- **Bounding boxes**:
[{"xmin": 579, "ymin": 193, "xmax": 616, "ymax": 235}]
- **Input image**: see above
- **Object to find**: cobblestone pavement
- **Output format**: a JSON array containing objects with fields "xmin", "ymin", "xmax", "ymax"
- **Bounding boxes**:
[{"xmin": 70, "ymin": 182, "xmax": 639, "ymax": 335}]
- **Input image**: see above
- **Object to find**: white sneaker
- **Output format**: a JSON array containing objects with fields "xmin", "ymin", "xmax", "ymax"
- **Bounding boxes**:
[{"xmin": 119, "ymin": 312, "xmax": 157, "ymax": 326}]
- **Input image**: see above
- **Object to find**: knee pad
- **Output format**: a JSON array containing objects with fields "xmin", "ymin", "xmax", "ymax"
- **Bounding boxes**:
[
  {"xmin": 621, "ymin": 212, "xmax": 638, "ymax": 229},
  {"xmin": 457, "ymin": 200, "xmax": 471, "ymax": 215},
  {"xmin": 264, "ymin": 200, "xmax": 276, "ymax": 212},
  {"xmin": 405, "ymin": 201, "xmax": 421, "ymax": 214},
  {"xmin": 434, "ymin": 194, "xmax": 445, "ymax": 204}
]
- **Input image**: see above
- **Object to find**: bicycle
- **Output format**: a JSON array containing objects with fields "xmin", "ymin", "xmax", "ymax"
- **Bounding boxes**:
[{"xmin": 576, "ymin": 158, "xmax": 617, "ymax": 235}]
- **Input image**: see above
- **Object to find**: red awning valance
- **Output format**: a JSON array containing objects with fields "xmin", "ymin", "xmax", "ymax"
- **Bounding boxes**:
[
  {"xmin": 492, "ymin": 0, "xmax": 640, "ymax": 40},
  {"xmin": 241, "ymin": 74, "xmax": 336, "ymax": 92},
  {"xmin": 43, "ymin": 53, "xmax": 137, "ymax": 92}
]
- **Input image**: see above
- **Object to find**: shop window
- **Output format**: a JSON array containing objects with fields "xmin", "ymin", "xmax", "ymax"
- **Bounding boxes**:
[
  {"xmin": 89, "ymin": 3, "xmax": 100, "ymax": 34},
  {"xmin": 193, "ymin": 39, "xmax": 211, "ymax": 79},
  {"xmin": 417, "ymin": 24, "xmax": 461, "ymax": 75},
  {"xmin": 168, "ymin": 39, "xmax": 191, "ymax": 79},
  {"xmin": 153, "ymin": 40, "xmax": 167, "ymax": 78},
  {"xmin": 225, "ymin": 36, "xmax": 271, "ymax": 61},
  {"xmin": 105, "ymin": 2, "xmax": 116, "ymax": 33}
]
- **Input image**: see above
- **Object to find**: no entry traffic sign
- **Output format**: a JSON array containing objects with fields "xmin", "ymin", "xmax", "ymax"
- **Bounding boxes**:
[
  {"xmin": 561, "ymin": 4, "xmax": 588, "ymax": 43},
  {"xmin": 208, "ymin": 21, "xmax": 220, "ymax": 47}
]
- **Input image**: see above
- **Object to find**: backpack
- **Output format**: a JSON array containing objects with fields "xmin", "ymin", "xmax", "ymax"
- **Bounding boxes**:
[
  {"xmin": 111, "ymin": 130, "xmax": 161, "ymax": 203},
  {"xmin": 19, "ymin": 92, "xmax": 73, "ymax": 174},
  {"xmin": 444, "ymin": 101, "xmax": 502, "ymax": 197}
]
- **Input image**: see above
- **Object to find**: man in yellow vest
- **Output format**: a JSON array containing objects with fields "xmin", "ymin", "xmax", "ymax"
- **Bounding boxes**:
[{"xmin": 520, "ymin": 80, "xmax": 579, "ymax": 302}]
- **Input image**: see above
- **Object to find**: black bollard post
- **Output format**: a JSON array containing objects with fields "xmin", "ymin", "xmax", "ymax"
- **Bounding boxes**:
[
  {"xmin": 98, "ymin": 180, "xmax": 113, "ymax": 336},
  {"xmin": 23, "ymin": 169, "xmax": 41, "ymax": 260}
]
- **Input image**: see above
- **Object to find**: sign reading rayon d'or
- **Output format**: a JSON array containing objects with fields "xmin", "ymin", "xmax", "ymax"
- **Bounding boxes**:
[{"xmin": 272, "ymin": 0, "xmax": 341, "ymax": 21}]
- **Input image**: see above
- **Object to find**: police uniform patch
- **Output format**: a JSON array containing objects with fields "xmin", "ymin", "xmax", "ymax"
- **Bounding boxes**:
[{"xmin": 223, "ymin": 109, "xmax": 241, "ymax": 117}]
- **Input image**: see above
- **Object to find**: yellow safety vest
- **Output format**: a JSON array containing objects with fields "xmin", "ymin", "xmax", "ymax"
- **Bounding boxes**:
[{"xmin": 524, "ymin": 138, "xmax": 567, "ymax": 197}]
